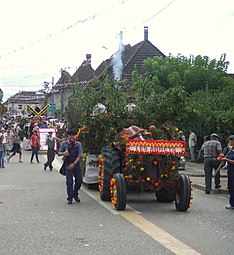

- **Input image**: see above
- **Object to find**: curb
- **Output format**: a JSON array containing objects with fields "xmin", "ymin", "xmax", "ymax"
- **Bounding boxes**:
[
  {"xmin": 181, "ymin": 173, "xmax": 227, "ymax": 178},
  {"xmin": 192, "ymin": 183, "xmax": 229, "ymax": 194}
]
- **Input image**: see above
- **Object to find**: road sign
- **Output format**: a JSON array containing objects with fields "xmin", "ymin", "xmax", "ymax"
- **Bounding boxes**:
[
  {"xmin": 27, "ymin": 105, "xmax": 40, "ymax": 116},
  {"xmin": 27, "ymin": 104, "xmax": 50, "ymax": 117},
  {"xmin": 48, "ymin": 104, "xmax": 56, "ymax": 112},
  {"xmin": 38, "ymin": 104, "xmax": 50, "ymax": 116}
]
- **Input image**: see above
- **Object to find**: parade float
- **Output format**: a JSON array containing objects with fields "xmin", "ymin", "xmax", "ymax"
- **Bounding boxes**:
[{"xmin": 78, "ymin": 116, "xmax": 193, "ymax": 212}]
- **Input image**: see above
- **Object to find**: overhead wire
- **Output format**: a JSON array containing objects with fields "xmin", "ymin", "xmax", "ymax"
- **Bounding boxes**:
[{"xmin": 1, "ymin": 0, "xmax": 178, "ymax": 99}]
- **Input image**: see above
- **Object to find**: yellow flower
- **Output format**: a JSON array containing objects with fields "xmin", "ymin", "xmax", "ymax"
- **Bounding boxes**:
[
  {"xmin": 175, "ymin": 127, "xmax": 179, "ymax": 132},
  {"xmin": 146, "ymin": 177, "xmax": 150, "ymax": 181},
  {"xmin": 140, "ymin": 167, "xmax": 144, "ymax": 171}
]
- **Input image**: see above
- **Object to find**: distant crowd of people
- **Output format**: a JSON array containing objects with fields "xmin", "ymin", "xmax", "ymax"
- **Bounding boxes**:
[{"xmin": 0, "ymin": 115, "xmax": 83, "ymax": 205}]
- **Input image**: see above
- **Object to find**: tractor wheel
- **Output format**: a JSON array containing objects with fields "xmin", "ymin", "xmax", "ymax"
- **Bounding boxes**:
[
  {"xmin": 175, "ymin": 175, "xmax": 192, "ymax": 212},
  {"xmin": 111, "ymin": 148, "xmax": 122, "ymax": 174},
  {"xmin": 156, "ymin": 186, "xmax": 175, "ymax": 203},
  {"xmin": 99, "ymin": 146, "xmax": 112, "ymax": 201},
  {"xmin": 110, "ymin": 173, "xmax": 127, "ymax": 210}
]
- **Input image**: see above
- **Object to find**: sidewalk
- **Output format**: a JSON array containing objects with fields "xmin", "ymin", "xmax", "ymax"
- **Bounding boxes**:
[{"xmin": 179, "ymin": 161, "xmax": 228, "ymax": 195}]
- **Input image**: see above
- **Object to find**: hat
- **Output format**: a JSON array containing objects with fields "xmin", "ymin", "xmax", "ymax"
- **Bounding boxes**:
[
  {"xmin": 228, "ymin": 135, "xmax": 234, "ymax": 140},
  {"xmin": 48, "ymin": 131, "xmax": 53, "ymax": 133},
  {"xmin": 67, "ymin": 130, "xmax": 76, "ymax": 135},
  {"xmin": 210, "ymin": 133, "xmax": 219, "ymax": 138}
]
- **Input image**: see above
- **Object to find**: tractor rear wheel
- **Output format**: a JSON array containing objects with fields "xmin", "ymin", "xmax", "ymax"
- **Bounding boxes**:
[
  {"xmin": 99, "ymin": 146, "xmax": 122, "ymax": 201},
  {"xmin": 99, "ymin": 146, "xmax": 112, "ymax": 201},
  {"xmin": 175, "ymin": 175, "xmax": 192, "ymax": 212}
]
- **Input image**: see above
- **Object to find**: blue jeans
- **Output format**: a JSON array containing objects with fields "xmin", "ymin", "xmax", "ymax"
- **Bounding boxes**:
[
  {"xmin": 0, "ymin": 151, "xmax": 4, "ymax": 167},
  {"xmin": 228, "ymin": 169, "xmax": 234, "ymax": 206},
  {"xmin": 66, "ymin": 166, "xmax": 82, "ymax": 201}
]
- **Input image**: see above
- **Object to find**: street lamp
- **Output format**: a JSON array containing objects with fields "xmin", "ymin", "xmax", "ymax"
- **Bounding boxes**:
[{"xmin": 60, "ymin": 70, "xmax": 65, "ymax": 121}]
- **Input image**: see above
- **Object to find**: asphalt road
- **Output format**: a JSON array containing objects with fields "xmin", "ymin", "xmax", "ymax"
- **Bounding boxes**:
[{"xmin": 1, "ymin": 151, "xmax": 234, "ymax": 255}]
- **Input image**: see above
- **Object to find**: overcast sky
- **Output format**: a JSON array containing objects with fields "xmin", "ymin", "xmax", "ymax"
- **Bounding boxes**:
[{"xmin": 1, "ymin": 0, "xmax": 234, "ymax": 102}]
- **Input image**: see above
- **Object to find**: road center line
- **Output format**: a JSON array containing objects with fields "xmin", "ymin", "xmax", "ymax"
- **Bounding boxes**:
[
  {"xmin": 120, "ymin": 210, "xmax": 201, "ymax": 255},
  {"xmin": 50, "ymin": 156, "xmax": 201, "ymax": 254}
]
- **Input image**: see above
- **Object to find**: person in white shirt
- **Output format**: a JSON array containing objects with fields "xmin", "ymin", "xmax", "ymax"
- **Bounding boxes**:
[
  {"xmin": 92, "ymin": 97, "xmax": 107, "ymax": 117},
  {"xmin": 189, "ymin": 129, "xmax": 197, "ymax": 162}
]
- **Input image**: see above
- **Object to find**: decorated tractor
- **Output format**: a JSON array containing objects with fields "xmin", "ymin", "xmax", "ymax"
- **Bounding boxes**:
[{"xmin": 97, "ymin": 128, "xmax": 193, "ymax": 212}]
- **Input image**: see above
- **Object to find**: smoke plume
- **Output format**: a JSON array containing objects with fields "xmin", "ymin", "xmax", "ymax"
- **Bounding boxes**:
[{"xmin": 112, "ymin": 31, "xmax": 124, "ymax": 81}]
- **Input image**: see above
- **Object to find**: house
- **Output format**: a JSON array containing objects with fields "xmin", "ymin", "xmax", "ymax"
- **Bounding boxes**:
[
  {"xmin": 95, "ymin": 26, "xmax": 165, "ymax": 82},
  {"xmin": 46, "ymin": 54, "xmax": 94, "ymax": 119},
  {"xmin": 4, "ymin": 91, "xmax": 46, "ymax": 116}
]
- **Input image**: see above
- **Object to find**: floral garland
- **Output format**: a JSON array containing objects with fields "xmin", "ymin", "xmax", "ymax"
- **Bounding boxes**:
[{"xmin": 97, "ymin": 155, "xmax": 104, "ymax": 192}]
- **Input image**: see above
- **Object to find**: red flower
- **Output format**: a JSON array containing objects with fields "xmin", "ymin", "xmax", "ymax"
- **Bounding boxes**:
[
  {"xmin": 105, "ymin": 134, "xmax": 109, "ymax": 137},
  {"xmin": 108, "ymin": 114, "xmax": 112, "ymax": 119},
  {"xmin": 165, "ymin": 164, "xmax": 169, "ymax": 169}
]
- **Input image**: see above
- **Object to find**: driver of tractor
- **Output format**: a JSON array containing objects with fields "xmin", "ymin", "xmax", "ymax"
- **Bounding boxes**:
[{"xmin": 121, "ymin": 125, "xmax": 151, "ymax": 140}]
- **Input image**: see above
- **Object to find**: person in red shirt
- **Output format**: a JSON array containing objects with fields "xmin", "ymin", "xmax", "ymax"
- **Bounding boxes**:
[{"xmin": 29, "ymin": 130, "xmax": 41, "ymax": 163}]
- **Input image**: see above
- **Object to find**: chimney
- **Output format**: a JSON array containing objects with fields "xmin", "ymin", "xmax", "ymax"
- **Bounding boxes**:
[
  {"xmin": 144, "ymin": 26, "xmax": 148, "ymax": 41},
  {"xmin": 86, "ymin": 54, "xmax": 91, "ymax": 65}
]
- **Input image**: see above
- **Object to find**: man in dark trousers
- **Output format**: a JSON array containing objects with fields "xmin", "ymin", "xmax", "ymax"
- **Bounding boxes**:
[
  {"xmin": 44, "ymin": 131, "xmax": 56, "ymax": 171},
  {"xmin": 58, "ymin": 130, "xmax": 83, "ymax": 204},
  {"xmin": 203, "ymin": 133, "xmax": 222, "ymax": 194}
]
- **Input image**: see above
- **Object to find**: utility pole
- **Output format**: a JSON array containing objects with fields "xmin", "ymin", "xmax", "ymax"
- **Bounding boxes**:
[{"xmin": 60, "ymin": 69, "xmax": 65, "ymax": 121}]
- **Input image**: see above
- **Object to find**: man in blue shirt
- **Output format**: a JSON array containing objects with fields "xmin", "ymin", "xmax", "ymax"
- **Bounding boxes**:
[
  {"xmin": 58, "ymin": 130, "xmax": 83, "ymax": 204},
  {"xmin": 220, "ymin": 135, "xmax": 234, "ymax": 209}
]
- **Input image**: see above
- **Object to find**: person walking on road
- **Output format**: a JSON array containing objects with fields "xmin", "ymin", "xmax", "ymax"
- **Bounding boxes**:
[
  {"xmin": 203, "ymin": 133, "xmax": 222, "ymax": 194},
  {"xmin": 7, "ymin": 131, "xmax": 23, "ymax": 163},
  {"xmin": 189, "ymin": 129, "xmax": 197, "ymax": 162},
  {"xmin": 5, "ymin": 129, "xmax": 13, "ymax": 156},
  {"xmin": 0, "ymin": 134, "xmax": 5, "ymax": 168},
  {"xmin": 29, "ymin": 130, "xmax": 41, "ymax": 164},
  {"xmin": 219, "ymin": 135, "xmax": 234, "ymax": 209},
  {"xmin": 44, "ymin": 131, "xmax": 63, "ymax": 171},
  {"xmin": 58, "ymin": 130, "xmax": 83, "ymax": 204}
]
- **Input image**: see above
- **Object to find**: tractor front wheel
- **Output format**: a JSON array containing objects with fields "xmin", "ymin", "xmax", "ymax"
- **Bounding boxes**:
[
  {"xmin": 110, "ymin": 173, "xmax": 127, "ymax": 210},
  {"xmin": 175, "ymin": 175, "xmax": 192, "ymax": 212}
]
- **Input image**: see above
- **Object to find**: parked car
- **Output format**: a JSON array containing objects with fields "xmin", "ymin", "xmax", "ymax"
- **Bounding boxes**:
[{"xmin": 179, "ymin": 156, "xmax": 186, "ymax": 170}]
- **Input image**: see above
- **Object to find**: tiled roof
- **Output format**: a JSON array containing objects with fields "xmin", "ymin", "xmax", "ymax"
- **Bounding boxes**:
[
  {"xmin": 69, "ymin": 60, "xmax": 94, "ymax": 84},
  {"xmin": 5, "ymin": 91, "xmax": 45, "ymax": 104},
  {"xmin": 94, "ymin": 39, "xmax": 165, "ymax": 82},
  {"xmin": 55, "ymin": 70, "xmax": 72, "ymax": 86}
]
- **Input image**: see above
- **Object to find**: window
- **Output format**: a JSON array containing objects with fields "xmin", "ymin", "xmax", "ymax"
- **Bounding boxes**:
[{"xmin": 18, "ymin": 105, "xmax": 22, "ymax": 109}]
